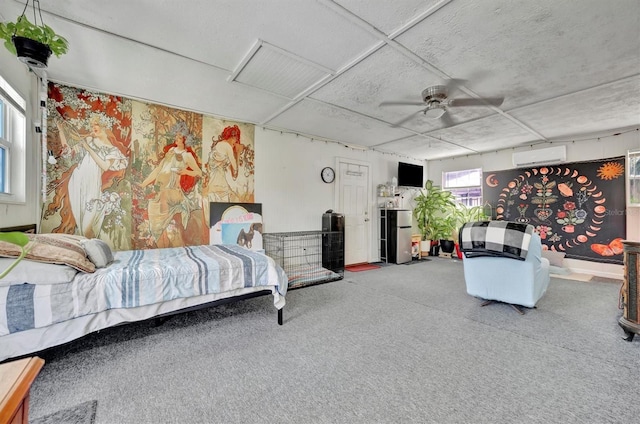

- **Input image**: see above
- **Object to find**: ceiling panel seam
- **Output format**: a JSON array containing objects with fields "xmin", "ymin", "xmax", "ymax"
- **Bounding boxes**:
[
  {"xmin": 317, "ymin": 0, "xmax": 547, "ymax": 143},
  {"xmin": 260, "ymin": 0, "xmax": 467, "ymax": 132},
  {"xmin": 228, "ymin": 40, "xmax": 334, "ymax": 99},
  {"xmin": 373, "ymin": 131, "xmax": 481, "ymax": 154},
  {"xmin": 259, "ymin": 41, "xmax": 387, "ymax": 125},
  {"xmin": 386, "ymin": 0, "xmax": 453, "ymax": 39},
  {"xmin": 507, "ymin": 73, "xmax": 640, "ymax": 113}
]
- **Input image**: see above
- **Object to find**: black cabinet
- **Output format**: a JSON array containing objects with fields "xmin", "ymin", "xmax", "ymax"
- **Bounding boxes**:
[{"xmin": 322, "ymin": 212, "xmax": 345, "ymax": 272}]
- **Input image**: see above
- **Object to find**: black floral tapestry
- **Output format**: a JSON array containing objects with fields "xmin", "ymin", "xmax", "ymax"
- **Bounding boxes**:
[{"xmin": 483, "ymin": 157, "xmax": 626, "ymax": 264}]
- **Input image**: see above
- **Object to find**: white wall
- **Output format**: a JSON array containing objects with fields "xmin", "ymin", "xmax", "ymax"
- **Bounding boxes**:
[
  {"xmin": 255, "ymin": 128, "xmax": 416, "ymax": 261},
  {"xmin": 0, "ymin": 51, "xmax": 40, "ymax": 228},
  {"xmin": 0, "ymin": 59, "xmax": 408, "ymax": 262},
  {"xmin": 4, "ymin": 42, "xmax": 635, "ymax": 271},
  {"xmin": 427, "ymin": 128, "xmax": 640, "ymax": 278}
]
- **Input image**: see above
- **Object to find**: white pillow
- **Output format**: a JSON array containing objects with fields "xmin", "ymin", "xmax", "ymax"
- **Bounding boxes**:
[
  {"xmin": 81, "ymin": 239, "xmax": 114, "ymax": 268},
  {"xmin": 0, "ymin": 258, "xmax": 79, "ymax": 286}
]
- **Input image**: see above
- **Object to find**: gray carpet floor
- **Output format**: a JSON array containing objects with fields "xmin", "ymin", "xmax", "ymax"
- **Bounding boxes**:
[
  {"xmin": 31, "ymin": 400, "xmax": 97, "ymax": 424},
  {"xmin": 29, "ymin": 258, "xmax": 640, "ymax": 423}
]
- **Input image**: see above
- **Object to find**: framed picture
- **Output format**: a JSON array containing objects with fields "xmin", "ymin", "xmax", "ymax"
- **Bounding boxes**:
[{"xmin": 209, "ymin": 203, "xmax": 263, "ymax": 251}]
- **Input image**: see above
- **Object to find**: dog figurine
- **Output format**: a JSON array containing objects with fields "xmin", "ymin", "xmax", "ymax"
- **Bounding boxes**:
[{"xmin": 237, "ymin": 223, "xmax": 262, "ymax": 249}]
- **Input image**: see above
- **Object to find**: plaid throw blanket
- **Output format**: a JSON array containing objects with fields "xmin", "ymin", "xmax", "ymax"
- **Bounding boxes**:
[{"xmin": 459, "ymin": 221, "xmax": 533, "ymax": 261}]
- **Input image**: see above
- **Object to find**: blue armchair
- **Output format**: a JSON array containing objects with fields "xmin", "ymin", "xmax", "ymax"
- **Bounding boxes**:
[{"xmin": 461, "ymin": 224, "xmax": 550, "ymax": 313}]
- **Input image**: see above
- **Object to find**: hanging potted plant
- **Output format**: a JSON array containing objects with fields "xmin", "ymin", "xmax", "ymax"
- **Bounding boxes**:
[{"xmin": 0, "ymin": 2, "xmax": 69, "ymax": 68}]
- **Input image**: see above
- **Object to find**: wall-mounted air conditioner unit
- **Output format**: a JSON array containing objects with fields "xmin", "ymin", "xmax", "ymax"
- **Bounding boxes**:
[{"xmin": 512, "ymin": 145, "xmax": 567, "ymax": 168}]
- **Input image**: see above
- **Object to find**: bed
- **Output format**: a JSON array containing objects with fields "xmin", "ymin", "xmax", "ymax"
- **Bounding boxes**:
[{"xmin": 0, "ymin": 227, "xmax": 288, "ymax": 362}]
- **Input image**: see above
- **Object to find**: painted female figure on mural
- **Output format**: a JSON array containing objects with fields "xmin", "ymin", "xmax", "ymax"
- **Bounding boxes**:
[
  {"xmin": 140, "ymin": 122, "xmax": 203, "ymax": 248},
  {"xmin": 51, "ymin": 115, "xmax": 128, "ymax": 238},
  {"xmin": 203, "ymin": 124, "xmax": 244, "ymax": 202}
]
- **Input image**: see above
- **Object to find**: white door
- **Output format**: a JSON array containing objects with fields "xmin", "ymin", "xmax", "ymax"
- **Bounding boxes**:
[{"xmin": 336, "ymin": 159, "xmax": 370, "ymax": 265}]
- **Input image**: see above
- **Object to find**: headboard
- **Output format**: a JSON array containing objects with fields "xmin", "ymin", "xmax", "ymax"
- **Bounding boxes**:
[{"xmin": 0, "ymin": 224, "xmax": 37, "ymax": 234}]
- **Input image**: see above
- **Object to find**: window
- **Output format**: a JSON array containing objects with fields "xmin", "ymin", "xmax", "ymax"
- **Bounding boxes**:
[
  {"xmin": 442, "ymin": 168, "xmax": 482, "ymax": 206},
  {"xmin": 0, "ymin": 75, "xmax": 26, "ymax": 203}
]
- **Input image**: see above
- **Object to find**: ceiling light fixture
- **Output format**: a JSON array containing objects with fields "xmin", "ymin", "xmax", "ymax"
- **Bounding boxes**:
[{"xmin": 423, "ymin": 103, "xmax": 446, "ymax": 119}]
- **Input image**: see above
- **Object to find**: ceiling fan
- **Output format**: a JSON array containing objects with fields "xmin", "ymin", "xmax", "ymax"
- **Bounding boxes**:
[{"xmin": 380, "ymin": 81, "xmax": 504, "ymax": 127}]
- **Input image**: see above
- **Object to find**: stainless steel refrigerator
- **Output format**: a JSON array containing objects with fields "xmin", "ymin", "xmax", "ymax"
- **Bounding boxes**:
[{"xmin": 382, "ymin": 209, "xmax": 412, "ymax": 264}]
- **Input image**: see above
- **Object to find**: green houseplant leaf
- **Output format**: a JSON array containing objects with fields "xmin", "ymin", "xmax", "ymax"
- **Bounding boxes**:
[
  {"xmin": 0, "ymin": 232, "xmax": 31, "ymax": 279},
  {"xmin": 412, "ymin": 179, "xmax": 457, "ymax": 241},
  {"xmin": 0, "ymin": 15, "xmax": 68, "ymax": 58}
]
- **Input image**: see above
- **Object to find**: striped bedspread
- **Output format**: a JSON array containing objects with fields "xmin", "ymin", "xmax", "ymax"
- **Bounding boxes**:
[{"xmin": 0, "ymin": 244, "xmax": 287, "ymax": 336}]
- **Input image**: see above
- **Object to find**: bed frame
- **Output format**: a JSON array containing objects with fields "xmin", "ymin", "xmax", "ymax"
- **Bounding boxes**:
[
  {"xmin": 0, "ymin": 224, "xmax": 284, "ymax": 362},
  {"xmin": 155, "ymin": 291, "xmax": 283, "ymax": 325}
]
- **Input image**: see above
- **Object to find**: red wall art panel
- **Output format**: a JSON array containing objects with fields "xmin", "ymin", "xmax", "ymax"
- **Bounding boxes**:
[
  {"xmin": 483, "ymin": 157, "xmax": 626, "ymax": 264},
  {"xmin": 41, "ymin": 82, "xmax": 256, "ymax": 251}
]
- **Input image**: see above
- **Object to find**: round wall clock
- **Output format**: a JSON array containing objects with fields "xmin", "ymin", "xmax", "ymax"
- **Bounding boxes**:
[{"xmin": 321, "ymin": 167, "xmax": 335, "ymax": 183}]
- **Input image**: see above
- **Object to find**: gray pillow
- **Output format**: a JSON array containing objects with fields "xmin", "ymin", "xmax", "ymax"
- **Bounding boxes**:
[
  {"xmin": 0, "ymin": 258, "xmax": 79, "ymax": 285},
  {"xmin": 0, "ymin": 233, "xmax": 95, "ymax": 273},
  {"xmin": 81, "ymin": 239, "xmax": 114, "ymax": 268}
]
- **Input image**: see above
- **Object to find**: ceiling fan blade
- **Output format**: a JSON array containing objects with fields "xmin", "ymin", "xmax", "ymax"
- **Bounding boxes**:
[
  {"xmin": 444, "ymin": 78, "xmax": 468, "ymax": 96},
  {"xmin": 448, "ymin": 97, "xmax": 504, "ymax": 107},
  {"xmin": 390, "ymin": 110, "xmax": 425, "ymax": 127},
  {"xmin": 440, "ymin": 113, "xmax": 456, "ymax": 128},
  {"xmin": 380, "ymin": 101, "xmax": 426, "ymax": 106}
]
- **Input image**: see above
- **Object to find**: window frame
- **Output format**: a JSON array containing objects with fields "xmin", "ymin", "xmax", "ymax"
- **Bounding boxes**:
[
  {"xmin": 0, "ymin": 75, "xmax": 27, "ymax": 205},
  {"xmin": 442, "ymin": 168, "xmax": 483, "ymax": 207}
]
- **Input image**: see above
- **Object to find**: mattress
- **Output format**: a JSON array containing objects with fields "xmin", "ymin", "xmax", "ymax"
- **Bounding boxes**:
[{"xmin": 0, "ymin": 244, "xmax": 287, "ymax": 360}]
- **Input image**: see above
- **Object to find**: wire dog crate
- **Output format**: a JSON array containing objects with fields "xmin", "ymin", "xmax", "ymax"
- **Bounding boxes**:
[{"xmin": 263, "ymin": 230, "xmax": 344, "ymax": 290}]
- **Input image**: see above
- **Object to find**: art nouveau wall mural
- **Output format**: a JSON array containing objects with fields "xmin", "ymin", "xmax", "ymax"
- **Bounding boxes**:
[
  {"xmin": 483, "ymin": 157, "xmax": 626, "ymax": 264},
  {"xmin": 40, "ymin": 83, "xmax": 255, "ymax": 250}
]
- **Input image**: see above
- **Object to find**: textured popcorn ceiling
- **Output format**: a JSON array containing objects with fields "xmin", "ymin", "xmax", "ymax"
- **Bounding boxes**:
[{"xmin": 2, "ymin": 0, "xmax": 637, "ymax": 160}]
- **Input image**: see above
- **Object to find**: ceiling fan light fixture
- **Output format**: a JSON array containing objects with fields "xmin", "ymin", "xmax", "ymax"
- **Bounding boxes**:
[{"xmin": 424, "ymin": 104, "xmax": 446, "ymax": 119}]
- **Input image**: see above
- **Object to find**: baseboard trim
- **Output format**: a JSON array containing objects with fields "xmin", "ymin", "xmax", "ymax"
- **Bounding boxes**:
[{"xmin": 567, "ymin": 267, "xmax": 623, "ymax": 280}]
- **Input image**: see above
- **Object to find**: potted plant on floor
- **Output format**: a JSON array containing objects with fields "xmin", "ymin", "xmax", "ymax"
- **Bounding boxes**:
[
  {"xmin": 438, "ymin": 213, "xmax": 459, "ymax": 256},
  {"xmin": 0, "ymin": 4, "xmax": 69, "ymax": 68},
  {"xmin": 413, "ymin": 179, "xmax": 456, "ymax": 257}
]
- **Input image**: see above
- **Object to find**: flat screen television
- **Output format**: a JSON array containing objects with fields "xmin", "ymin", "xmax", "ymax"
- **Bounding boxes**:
[{"xmin": 397, "ymin": 162, "xmax": 424, "ymax": 188}]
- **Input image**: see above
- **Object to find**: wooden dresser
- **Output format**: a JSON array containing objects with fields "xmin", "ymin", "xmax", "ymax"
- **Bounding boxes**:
[
  {"xmin": 0, "ymin": 357, "xmax": 44, "ymax": 424},
  {"xmin": 620, "ymin": 241, "xmax": 640, "ymax": 341}
]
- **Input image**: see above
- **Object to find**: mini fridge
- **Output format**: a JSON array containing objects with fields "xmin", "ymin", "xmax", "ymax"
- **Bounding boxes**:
[{"xmin": 381, "ymin": 209, "xmax": 412, "ymax": 264}]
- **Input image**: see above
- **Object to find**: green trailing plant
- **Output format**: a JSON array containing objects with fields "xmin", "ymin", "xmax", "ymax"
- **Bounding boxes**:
[
  {"xmin": 413, "ymin": 179, "xmax": 456, "ymax": 241},
  {"xmin": 438, "ymin": 213, "xmax": 460, "ymax": 241},
  {"xmin": 0, "ymin": 15, "xmax": 69, "ymax": 57},
  {"xmin": 0, "ymin": 232, "xmax": 31, "ymax": 279},
  {"xmin": 452, "ymin": 203, "xmax": 488, "ymax": 241},
  {"xmin": 455, "ymin": 203, "xmax": 487, "ymax": 226}
]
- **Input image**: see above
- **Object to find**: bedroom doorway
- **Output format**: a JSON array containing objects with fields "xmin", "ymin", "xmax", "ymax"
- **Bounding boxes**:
[{"xmin": 336, "ymin": 158, "xmax": 371, "ymax": 265}]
